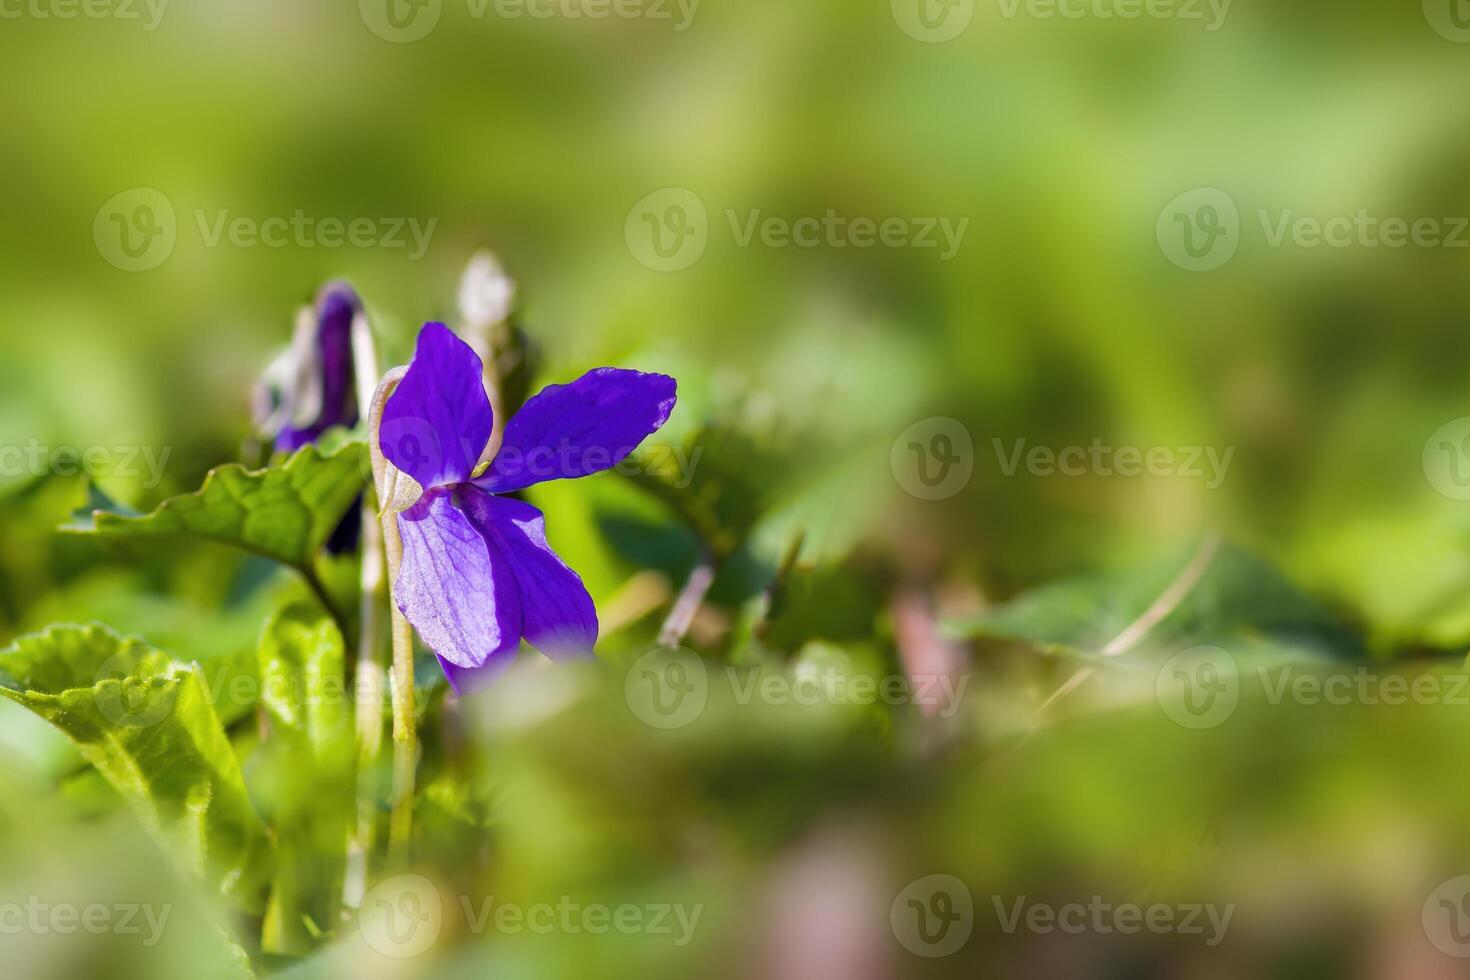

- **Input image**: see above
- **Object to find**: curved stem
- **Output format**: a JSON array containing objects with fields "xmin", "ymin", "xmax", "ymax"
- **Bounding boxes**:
[
  {"xmin": 366, "ymin": 367, "xmax": 417, "ymax": 864},
  {"xmin": 298, "ymin": 564, "xmax": 349, "ymax": 641},
  {"xmin": 658, "ymin": 546, "xmax": 717, "ymax": 647}
]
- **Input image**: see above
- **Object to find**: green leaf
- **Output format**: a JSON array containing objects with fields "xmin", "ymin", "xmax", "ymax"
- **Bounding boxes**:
[
  {"xmin": 949, "ymin": 540, "xmax": 1362, "ymax": 660},
  {"xmin": 255, "ymin": 603, "xmax": 353, "ymax": 955},
  {"xmin": 80, "ymin": 444, "xmax": 365, "ymax": 570},
  {"xmin": 623, "ymin": 422, "xmax": 809, "ymax": 559},
  {"xmin": 0, "ymin": 624, "xmax": 272, "ymax": 910}
]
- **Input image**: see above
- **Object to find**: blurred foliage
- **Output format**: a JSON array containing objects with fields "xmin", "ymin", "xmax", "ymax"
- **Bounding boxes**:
[{"xmin": 5, "ymin": 1, "xmax": 1470, "ymax": 977}]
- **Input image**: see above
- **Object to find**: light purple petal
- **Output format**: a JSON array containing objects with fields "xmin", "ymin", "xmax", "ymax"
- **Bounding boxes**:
[
  {"xmin": 460, "ymin": 488, "xmax": 598, "ymax": 661},
  {"xmin": 475, "ymin": 368, "xmax": 676, "ymax": 493},
  {"xmin": 394, "ymin": 489, "xmax": 520, "ymax": 682},
  {"xmin": 380, "ymin": 322, "xmax": 494, "ymax": 490}
]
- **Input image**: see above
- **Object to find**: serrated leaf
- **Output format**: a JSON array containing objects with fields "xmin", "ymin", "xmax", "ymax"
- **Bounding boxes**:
[
  {"xmin": 949, "ymin": 541, "xmax": 1362, "ymax": 660},
  {"xmin": 255, "ymin": 603, "xmax": 353, "ymax": 955},
  {"xmin": 0, "ymin": 624, "xmax": 272, "ymax": 910},
  {"xmin": 81, "ymin": 444, "xmax": 366, "ymax": 570}
]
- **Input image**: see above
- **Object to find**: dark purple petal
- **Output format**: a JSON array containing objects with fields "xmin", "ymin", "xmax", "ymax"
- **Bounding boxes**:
[
  {"xmin": 380, "ymin": 322, "xmax": 494, "ymax": 490},
  {"xmin": 272, "ymin": 282, "xmax": 361, "ymax": 452},
  {"xmin": 394, "ymin": 489, "xmax": 520, "ymax": 683},
  {"xmin": 475, "ymin": 368, "xmax": 676, "ymax": 493},
  {"xmin": 460, "ymin": 488, "xmax": 598, "ymax": 661}
]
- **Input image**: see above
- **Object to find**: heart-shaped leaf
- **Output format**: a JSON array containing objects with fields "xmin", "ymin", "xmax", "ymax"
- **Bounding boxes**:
[
  {"xmin": 82, "ymin": 444, "xmax": 365, "ymax": 570},
  {"xmin": 0, "ymin": 624, "xmax": 272, "ymax": 911}
]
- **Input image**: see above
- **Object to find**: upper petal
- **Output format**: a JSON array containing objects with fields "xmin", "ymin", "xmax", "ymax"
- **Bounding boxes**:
[
  {"xmin": 380, "ymin": 322, "xmax": 494, "ymax": 489},
  {"xmin": 475, "ymin": 368, "xmax": 676, "ymax": 493},
  {"xmin": 460, "ymin": 489, "xmax": 597, "ymax": 662},
  {"xmin": 394, "ymin": 489, "xmax": 520, "ymax": 675}
]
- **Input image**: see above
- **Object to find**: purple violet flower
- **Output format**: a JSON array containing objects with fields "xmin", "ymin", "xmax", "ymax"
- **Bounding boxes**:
[
  {"xmin": 253, "ymin": 282, "xmax": 367, "ymax": 553},
  {"xmin": 267, "ymin": 283, "xmax": 362, "ymax": 452},
  {"xmin": 380, "ymin": 322, "xmax": 676, "ymax": 694}
]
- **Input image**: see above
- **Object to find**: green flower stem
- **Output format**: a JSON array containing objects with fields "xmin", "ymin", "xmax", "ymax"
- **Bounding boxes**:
[{"xmin": 365, "ymin": 367, "xmax": 418, "ymax": 867}]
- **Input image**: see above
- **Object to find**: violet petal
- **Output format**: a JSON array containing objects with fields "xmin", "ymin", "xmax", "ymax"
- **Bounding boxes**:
[
  {"xmin": 381, "ymin": 322, "xmax": 494, "ymax": 490},
  {"xmin": 461, "ymin": 488, "xmax": 598, "ymax": 661},
  {"xmin": 393, "ymin": 489, "xmax": 520, "ymax": 672},
  {"xmin": 475, "ymin": 368, "xmax": 676, "ymax": 493}
]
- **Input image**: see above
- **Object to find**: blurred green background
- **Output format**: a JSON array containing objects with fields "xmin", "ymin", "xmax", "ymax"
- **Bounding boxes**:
[{"xmin": 6, "ymin": 0, "xmax": 1470, "ymax": 977}]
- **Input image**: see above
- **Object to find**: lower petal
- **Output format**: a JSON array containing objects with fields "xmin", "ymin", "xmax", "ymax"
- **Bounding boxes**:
[
  {"xmin": 394, "ymin": 489, "xmax": 520, "ymax": 672},
  {"xmin": 459, "ymin": 489, "xmax": 598, "ymax": 661}
]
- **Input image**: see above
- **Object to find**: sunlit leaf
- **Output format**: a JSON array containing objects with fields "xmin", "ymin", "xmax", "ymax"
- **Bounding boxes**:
[
  {"xmin": 254, "ymin": 603, "xmax": 353, "ymax": 955},
  {"xmin": 81, "ymin": 444, "xmax": 366, "ymax": 570},
  {"xmin": 0, "ymin": 623, "xmax": 272, "ymax": 910}
]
